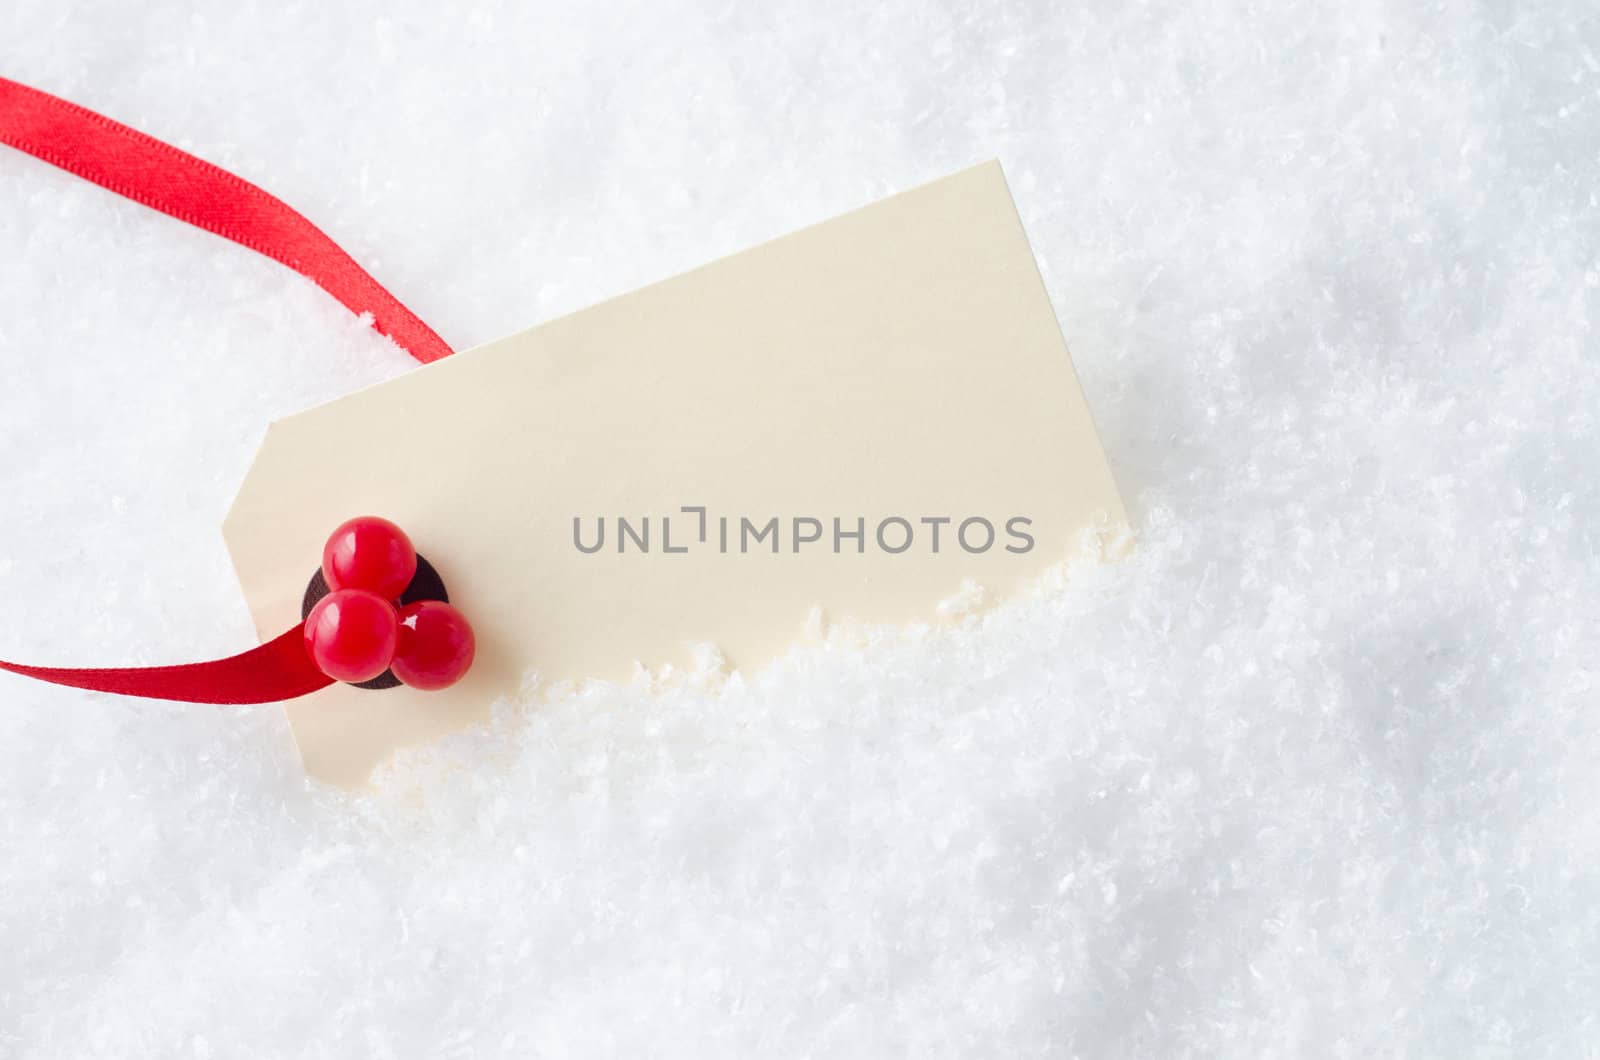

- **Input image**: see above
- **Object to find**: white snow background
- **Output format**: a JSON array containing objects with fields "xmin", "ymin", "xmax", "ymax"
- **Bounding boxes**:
[{"xmin": 2, "ymin": 1, "xmax": 1598, "ymax": 1056}]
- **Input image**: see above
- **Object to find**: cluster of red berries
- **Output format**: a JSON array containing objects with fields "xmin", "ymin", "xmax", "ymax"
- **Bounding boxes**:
[{"xmin": 303, "ymin": 517, "xmax": 476, "ymax": 690}]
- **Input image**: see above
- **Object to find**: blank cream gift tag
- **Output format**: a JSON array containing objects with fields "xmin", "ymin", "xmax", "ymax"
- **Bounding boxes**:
[{"xmin": 223, "ymin": 160, "xmax": 1128, "ymax": 786}]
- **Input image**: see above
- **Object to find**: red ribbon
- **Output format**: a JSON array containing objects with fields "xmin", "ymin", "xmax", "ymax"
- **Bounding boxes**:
[
  {"xmin": 0, "ymin": 627, "xmax": 333, "ymax": 704},
  {"xmin": 0, "ymin": 77, "xmax": 452, "ymax": 364},
  {"xmin": 0, "ymin": 76, "xmax": 453, "ymax": 704}
]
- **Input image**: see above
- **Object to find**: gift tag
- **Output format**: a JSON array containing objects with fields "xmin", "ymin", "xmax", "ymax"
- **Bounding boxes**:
[{"xmin": 222, "ymin": 161, "xmax": 1128, "ymax": 785}]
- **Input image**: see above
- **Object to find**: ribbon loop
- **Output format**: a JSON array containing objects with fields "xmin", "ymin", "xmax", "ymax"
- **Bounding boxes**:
[{"xmin": 0, "ymin": 76, "xmax": 454, "ymax": 704}]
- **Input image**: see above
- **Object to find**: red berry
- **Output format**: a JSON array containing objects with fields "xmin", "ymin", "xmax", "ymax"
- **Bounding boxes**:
[
  {"xmin": 304, "ymin": 589, "xmax": 400, "ymax": 684},
  {"xmin": 390, "ymin": 601, "xmax": 476, "ymax": 691},
  {"xmin": 322, "ymin": 516, "xmax": 417, "ymax": 599}
]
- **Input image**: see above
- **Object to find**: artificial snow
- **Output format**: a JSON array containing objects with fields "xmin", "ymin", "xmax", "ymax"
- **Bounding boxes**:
[{"xmin": 2, "ymin": 1, "xmax": 1597, "ymax": 1055}]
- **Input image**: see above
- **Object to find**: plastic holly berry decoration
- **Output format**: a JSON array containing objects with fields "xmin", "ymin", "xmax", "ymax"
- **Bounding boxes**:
[
  {"xmin": 304, "ymin": 588, "xmax": 400, "ymax": 684},
  {"xmin": 322, "ymin": 515, "xmax": 417, "ymax": 600},
  {"xmin": 303, "ymin": 516, "xmax": 475, "ymax": 691},
  {"xmin": 391, "ymin": 600, "xmax": 476, "ymax": 691}
]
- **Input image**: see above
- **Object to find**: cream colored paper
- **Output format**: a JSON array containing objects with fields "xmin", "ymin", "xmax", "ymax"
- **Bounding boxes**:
[{"xmin": 223, "ymin": 161, "xmax": 1128, "ymax": 786}]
